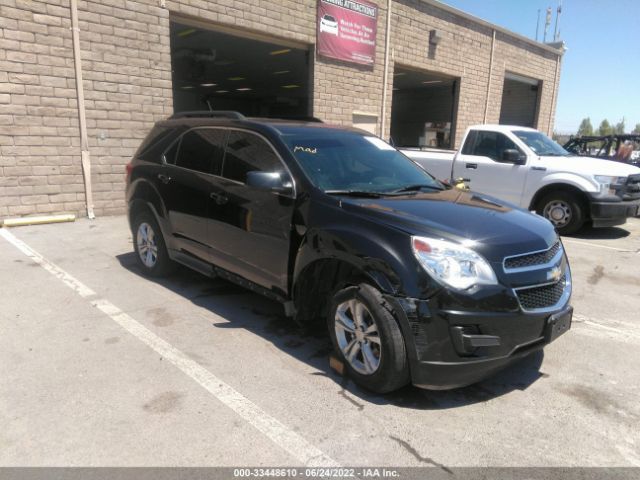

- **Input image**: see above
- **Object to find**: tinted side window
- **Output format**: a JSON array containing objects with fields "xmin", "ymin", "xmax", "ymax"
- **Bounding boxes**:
[
  {"xmin": 223, "ymin": 131, "xmax": 282, "ymax": 183},
  {"xmin": 461, "ymin": 130, "xmax": 477, "ymax": 155},
  {"xmin": 470, "ymin": 131, "xmax": 521, "ymax": 162},
  {"xmin": 174, "ymin": 129, "xmax": 226, "ymax": 174}
]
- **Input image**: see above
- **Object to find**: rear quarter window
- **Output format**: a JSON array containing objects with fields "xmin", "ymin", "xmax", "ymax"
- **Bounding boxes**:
[{"xmin": 135, "ymin": 125, "xmax": 179, "ymax": 163}]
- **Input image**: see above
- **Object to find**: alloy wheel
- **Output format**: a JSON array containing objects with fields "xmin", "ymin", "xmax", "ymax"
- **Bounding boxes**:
[
  {"xmin": 334, "ymin": 298, "xmax": 382, "ymax": 375},
  {"xmin": 136, "ymin": 222, "xmax": 158, "ymax": 268}
]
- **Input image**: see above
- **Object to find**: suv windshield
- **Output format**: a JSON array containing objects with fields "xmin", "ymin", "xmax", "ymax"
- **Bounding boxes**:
[
  {"xmin": 282, "ymin": 130, "xmax": 443, "ymax": 194},
  {"xmin": 514, "ymin": 130, "xmax": 570, "ymax": 156}
]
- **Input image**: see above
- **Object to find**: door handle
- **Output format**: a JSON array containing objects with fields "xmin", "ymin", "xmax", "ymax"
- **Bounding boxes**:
[
  {"xmin": 157, "ymin": 173, "xmax": 171, "ymax": 184},
  {"xmin": 465, "ymin": 163, "xmax": 478, "ymax": 169},
  {"xmin": 210, "ymin": 192, "xmax": 228, "ymax": 205}
]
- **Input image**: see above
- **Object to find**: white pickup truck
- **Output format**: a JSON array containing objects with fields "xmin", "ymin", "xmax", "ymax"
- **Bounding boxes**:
[{"xmin": 402, "ymin": 124, "xmax": 640, "ymax": 234}]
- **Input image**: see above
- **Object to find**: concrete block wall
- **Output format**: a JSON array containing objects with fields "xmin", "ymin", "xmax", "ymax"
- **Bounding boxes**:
[
  {"xmin": 0, "ymin": 0, "xmax": 83, "ymax": 218},
  {"xmin": 77, "ymin": 0, "xmax": 173, "ymax": 216},
  {"xmin": 0, "ymin": 0, "xmax": 562, "ymax": 218}
]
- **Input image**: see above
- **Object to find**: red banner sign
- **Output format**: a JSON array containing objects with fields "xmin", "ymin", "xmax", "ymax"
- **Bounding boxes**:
[{"xmin": 317, "ymin": 0, "xmax": 378, "ymax": 66}]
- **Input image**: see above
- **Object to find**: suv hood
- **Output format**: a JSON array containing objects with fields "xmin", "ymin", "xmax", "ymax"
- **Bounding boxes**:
[
  {"xmin": 339, "ymin": 188, "xmax": 557, "ymax": 262},
  {"xmin": 538, "ymin": 155, "xmax": 640, "ymax": 177}
]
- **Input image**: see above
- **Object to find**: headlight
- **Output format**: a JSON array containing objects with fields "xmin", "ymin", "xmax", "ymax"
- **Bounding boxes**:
[
  {"xmin": 594, "ymin": 175, "xmax": 626, "ymax": 196},
  {"xmin": 411, "ymin": 236, "xmax": 498, "ymax": 290}
]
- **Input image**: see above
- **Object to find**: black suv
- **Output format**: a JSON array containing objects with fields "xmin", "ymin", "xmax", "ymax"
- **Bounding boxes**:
[{"xmin": 126, "ymin": 111, "xmax": 573, "ymax": 393}]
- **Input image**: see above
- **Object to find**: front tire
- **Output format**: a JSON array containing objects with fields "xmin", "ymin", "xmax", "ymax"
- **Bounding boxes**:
[
  {"xmin": 132, "ymin": 210, "xmax": 173, "ymax": 277},
  {"xmin": 536, "ymin": 191, "xmax": 585, "ymax": 235},
  {"xmin": 328, "ymin": 283, "xmax": 410, "ymax": 393}
]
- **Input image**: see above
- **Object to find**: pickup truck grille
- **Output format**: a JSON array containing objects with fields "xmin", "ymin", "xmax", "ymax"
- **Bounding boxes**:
[
  {"xmin": 516, "ymin": 274, "xmax": 568, "ymax": 312},
  {"xmin": 504, "ymin": 241, "xmax": 562, "ymax": 271}
]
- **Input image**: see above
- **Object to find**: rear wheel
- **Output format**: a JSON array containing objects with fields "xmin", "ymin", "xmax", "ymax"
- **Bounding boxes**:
[
  {"xmin": 132, "ymin": 210, "xmax": 173, "ymax": 277},
  {"xmin": 328, "ymin": 283, "xmax": 410, "ymax": 393},
  {"xmin": 537, "ymin": 191, "xmax": 585, "ymax": 235}
]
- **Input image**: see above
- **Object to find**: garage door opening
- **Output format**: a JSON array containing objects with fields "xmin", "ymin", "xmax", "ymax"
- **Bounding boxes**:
[
  {"xmin": 499, "ymin": 72, "xmax": 541, "ymax": 128},
  {"xmin": 170, "ymin": 20, "xmax": 312, "ymax": 118},
  {"xmin": 390, "ymin": 67, "xmax": 458, "ymax": 149}
]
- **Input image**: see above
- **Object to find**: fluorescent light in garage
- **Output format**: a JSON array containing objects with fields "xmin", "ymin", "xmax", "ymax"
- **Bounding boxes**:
[
  {"xmin": 181, "ymin": 85, "xmax": 194, "ymax": 90},
  {"xmin": 178, "ymin": 28, "xmax": 196, "ymax": 37},
  {"xmin": 281, "ymin": 84, "xmax": 300, "ymax": 89},
  {"xmin": 422, "ymin": 80, "xmax": 443, "ymax": 84},
  {"xmin": 270, "ymin": 49, "xmax": 291, "ymax": 55},
  {"xmin": 236, "ymin": 87, "xmax": 252, "ymax": 91},
  {"xmin": 216, "ymin": 90, "xmax": 228, "ymax": 93},
  {"xmin": 200, "ymin": 83, "xmax": 217, "ymax": 87},
  {"xmin": 228, "ymin": 77, "xmax": 245, "ymax": 81},
  {"xmin": 273, "ymin": 70, "xmax": 290, "ymax": 75}
]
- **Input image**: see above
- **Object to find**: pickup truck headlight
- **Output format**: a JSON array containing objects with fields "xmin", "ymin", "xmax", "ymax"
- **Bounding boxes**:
[
  {"xmin": 594, "ymin": 175, "xmax": 626, "ymax": 196},
  {"xmin": 411, "ymin": 236, "xmax": 498, "ymax": 290}
]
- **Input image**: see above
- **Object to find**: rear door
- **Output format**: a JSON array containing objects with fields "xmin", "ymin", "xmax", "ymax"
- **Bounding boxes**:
[
  {"xmin": 206, "ymin": 129, "xmax": 296, "ymax": 294},
  {"xmin": 157, "ymin": 128, "xmax": 225, "ymax": 261},
  {"xmin": 453, "ymin": 130, "xmax": 528, "ymax": 205}
]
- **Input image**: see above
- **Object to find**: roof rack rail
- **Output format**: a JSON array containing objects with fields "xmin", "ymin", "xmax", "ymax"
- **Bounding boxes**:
[
  {"xmin": 274, "ymin": 115, "xmax": 324, "ymax": 123},
  {"xmin": 169, "ymin": 111, "xmax": 246, "ymax": 120}
]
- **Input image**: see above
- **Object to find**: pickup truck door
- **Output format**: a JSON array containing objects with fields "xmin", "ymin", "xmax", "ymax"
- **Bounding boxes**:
[
  {"xmin": 452, "ymin": 130, "xmax": 528, "ymax": 206},
  {"xmin": 206, "ymin": 129, "xmax": 295, "ymax": 294}
]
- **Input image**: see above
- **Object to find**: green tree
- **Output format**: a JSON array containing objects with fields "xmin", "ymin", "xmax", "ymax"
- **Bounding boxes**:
[
  {"xmin": 632, "ymin": 123, "xmax": 640, "ymax": 134},
  {"xmin": 614, "ymin": 118, "xmax": 626, "ymax": 134},
  {"xmin": 577, "ymin": 117, "xmax": 593, "ymax": 136},
  {"xmin": 598, "ymin": 119, "xmax": 613, "ymax": 136}
]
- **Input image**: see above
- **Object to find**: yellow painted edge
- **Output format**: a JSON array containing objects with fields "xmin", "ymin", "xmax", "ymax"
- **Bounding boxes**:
[{"xmin": 1, "ymin": 214, "xmax": 76, "ymax": 228}]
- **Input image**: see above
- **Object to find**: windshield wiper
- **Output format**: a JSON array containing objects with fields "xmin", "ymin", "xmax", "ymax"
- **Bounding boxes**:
[
  {"xmin": 390, "ymin": 184, "xmax": 444, "ymax": 193},
  {"xmin": 324, "ymin": 189, "xmax": 409, "ymax": 198},
  {"xmin": 324, "ymin": 189, "xmax": 385, "ymax": 198}
]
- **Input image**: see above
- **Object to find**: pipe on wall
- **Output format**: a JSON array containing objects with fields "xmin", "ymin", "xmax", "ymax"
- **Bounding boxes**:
[
  {"xmin": 483, "ymin": 29, "xmax": 496, "ymax": 124},
  {"xmin": 379, "ymin": 0, "xmax": 392, "ymax": 139},
  {"xmin": 70, "ymin": 0, "xmax": 95, "ymax": 219}
]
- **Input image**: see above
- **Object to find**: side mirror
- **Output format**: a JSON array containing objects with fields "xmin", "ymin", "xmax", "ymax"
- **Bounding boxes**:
[
  {"xmin": 246, "ymin": 171, "xmax": 293, "ymax": 196},
  {"xmin": 502, "ymin": 149, "xmax": 527, "ymax": 165}
]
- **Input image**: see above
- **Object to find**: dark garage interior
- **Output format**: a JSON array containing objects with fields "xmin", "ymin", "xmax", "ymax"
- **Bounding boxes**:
[
  {"xmin": 390, "ymin": 66, "xmax": 458, "ymax": 149},
  {"xmin": 499, "ymin": 72, "xmax": 541, "ymax": 127},
  {"xmin": 170, "ymin": 21, "xmax": 311, "ymax": 118}
]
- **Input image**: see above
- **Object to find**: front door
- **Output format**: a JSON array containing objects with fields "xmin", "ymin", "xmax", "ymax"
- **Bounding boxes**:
[
  {"xmin": 453, "ymin": 130, "xmax": 529, "ymax": 206},
  {"xmin": 206, "ymin": 130, "xmax": 295, "ymax": 294}
]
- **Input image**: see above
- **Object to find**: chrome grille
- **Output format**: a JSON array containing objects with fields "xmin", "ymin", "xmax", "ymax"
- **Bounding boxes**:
[
  {"xmin": 516, "ymin": 274, "xmax": 567, "ymax": 311},
  {"xmin": 504, "ymin": 241, "xmax": 562, "ymax": 270}
]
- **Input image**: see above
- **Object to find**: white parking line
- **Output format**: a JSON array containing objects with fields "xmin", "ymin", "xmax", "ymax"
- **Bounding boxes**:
[
  {"xmin": 0, "ymin": 228, "xmax": 339, "ymax": 467},
  {"xmin": 573, "ymin": 312, "xmax": 640, "ymax": 344},
  {"xmin": 562, "ymin": 239, "xmax": 636, "ymax": 253}
]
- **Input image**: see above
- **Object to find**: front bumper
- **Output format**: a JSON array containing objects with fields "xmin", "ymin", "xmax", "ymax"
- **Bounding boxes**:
[
  {"xmin": 386, "ymin": 295, "xmax": 572, "ymax": 390},
  {"xmin": 589, "ymin": 197, "xmax": 640, "ymax": 227}
]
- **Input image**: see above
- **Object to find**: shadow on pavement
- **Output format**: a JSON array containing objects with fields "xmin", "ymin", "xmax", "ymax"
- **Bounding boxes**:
[
  {"xmin": 117, "ymin": 251, "xmax": 547, "ymax": 409},
  {"xmin": 567, "ymin": 225, "xmax": 630, "ymax": 240}
]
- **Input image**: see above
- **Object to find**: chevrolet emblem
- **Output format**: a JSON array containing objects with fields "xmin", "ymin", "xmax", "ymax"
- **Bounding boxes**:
[{"xmin": 547, "ymin": 266, "xmax": 562, "ymax": 282}]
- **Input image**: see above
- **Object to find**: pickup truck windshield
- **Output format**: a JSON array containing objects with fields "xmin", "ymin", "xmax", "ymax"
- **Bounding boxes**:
[
  {"xmin": 283, "ymin": 131, "xmax": 443, "ymax": 193},
  {"xmin": 514, "ymin": 130, "xmax": 570, "ymax": 156}
]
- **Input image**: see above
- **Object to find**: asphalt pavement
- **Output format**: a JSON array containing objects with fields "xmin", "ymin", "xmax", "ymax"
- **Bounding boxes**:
[{"xmin": 1, "ymin": 216, "xmax": 639, "ymax": 469}]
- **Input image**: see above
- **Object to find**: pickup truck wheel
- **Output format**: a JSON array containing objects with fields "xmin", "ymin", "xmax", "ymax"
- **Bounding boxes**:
[
  {"xmin": 328, "ymin": 283, "xmax": 410, "ymax": 393},
  {"xmin": 537, "ymin": 192, "xmax": 585, "ymax": 235},
  {"xmin": 132, "ymin": 211, "xmax": 173, "ymax": 277}
]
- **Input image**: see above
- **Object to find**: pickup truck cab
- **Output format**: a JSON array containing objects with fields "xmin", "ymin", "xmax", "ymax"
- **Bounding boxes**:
[
  {"xmin": 126, "ymin": 112, "xmax": 573, "ymax": 393},
  {"xmin": 404, "ymin": 125, "xmax": 640, "ymax": 234}
]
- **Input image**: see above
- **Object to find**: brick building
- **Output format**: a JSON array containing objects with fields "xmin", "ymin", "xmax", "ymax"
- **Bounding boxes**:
[{"xmin": 0, "ymin": 0, "xmax": 565, "ymax": 219}]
